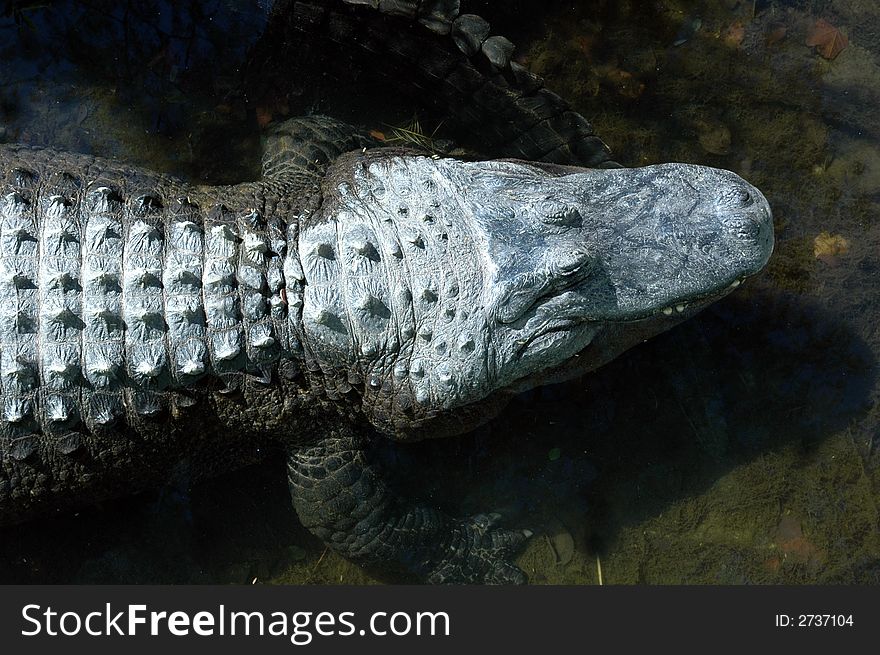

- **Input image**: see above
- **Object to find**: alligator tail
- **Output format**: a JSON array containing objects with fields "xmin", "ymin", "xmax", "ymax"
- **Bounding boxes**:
[{"xmin": 244, "ymin": 0, "xmax": 615, "ymax": 167}]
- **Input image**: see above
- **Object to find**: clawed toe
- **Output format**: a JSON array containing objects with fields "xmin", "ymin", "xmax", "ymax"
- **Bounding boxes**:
[{"xmin": 426, "ymin": 514, "xmax": 532, "ymax": 584}]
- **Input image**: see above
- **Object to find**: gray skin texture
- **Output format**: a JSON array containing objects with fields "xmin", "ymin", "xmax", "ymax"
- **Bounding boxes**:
[
  {"xmin": 0, "ymin": 115, "xmax": 773, "ymax": 583},
  {"xmin": 298, "ymin": 153, "xmax": 772, "ymax": 435}
]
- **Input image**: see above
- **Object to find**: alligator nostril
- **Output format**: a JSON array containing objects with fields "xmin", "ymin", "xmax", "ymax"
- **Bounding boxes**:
[{"xmin": 737, "ymin": 216, "xmax": 761, "ymax": 243}]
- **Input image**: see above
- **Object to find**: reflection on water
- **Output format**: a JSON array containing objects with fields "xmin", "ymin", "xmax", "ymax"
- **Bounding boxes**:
[{"xmin": 1, "ymin": 0, "xmax": 879, "ymax": 584}]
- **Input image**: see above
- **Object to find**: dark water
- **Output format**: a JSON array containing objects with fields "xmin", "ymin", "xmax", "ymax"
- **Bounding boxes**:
[{"xmin": 1, "ymin": 0, "xmax": 878, "ymax": 584}]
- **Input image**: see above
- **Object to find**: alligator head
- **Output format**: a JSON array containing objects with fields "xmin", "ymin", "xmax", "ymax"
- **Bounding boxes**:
[{"xmin": 292, "ymin": 150, "xmax": 773, "ymax": 435}]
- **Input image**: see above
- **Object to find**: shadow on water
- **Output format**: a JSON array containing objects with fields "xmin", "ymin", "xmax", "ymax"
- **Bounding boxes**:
[
  {"xmin": 2, "ymin": 0, "xmax": 880, "ymax": 583},
  {"xmin": 3, "ymin": 283, "xmax": 874, "ymax": 584}
]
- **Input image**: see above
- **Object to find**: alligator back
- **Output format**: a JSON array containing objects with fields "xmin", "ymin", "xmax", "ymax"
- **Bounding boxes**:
[{"xmin": 0, "ymin": 145, "xmax": 304, "ymax": 524}]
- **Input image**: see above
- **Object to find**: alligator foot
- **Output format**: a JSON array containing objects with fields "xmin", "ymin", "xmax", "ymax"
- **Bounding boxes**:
[
  {"xmin": 426, "ymin": 513, "xmax": 531, "ymax": 584},
  {"xmin": 286, "ymin": 433, "xmax": 530, "ymax": 584}
]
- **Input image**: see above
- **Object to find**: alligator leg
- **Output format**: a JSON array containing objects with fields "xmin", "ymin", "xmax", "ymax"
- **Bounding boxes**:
[{"xmin": 287, "ymin": 433, "xmax": 530, "ymax": 584}]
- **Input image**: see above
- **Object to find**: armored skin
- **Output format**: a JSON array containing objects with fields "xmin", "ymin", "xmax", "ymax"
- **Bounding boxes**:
[{"xmin": 0, "ymin": 1, "xmax": 774, "ymax": 583}]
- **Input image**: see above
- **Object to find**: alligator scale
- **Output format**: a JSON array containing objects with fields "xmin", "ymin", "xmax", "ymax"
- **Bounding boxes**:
[{"xmin": 0, "ymin": 1, "xmax": 774, "ymax": 583}]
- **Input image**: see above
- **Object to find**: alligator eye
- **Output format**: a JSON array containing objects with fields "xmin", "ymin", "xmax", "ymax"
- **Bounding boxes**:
[
  {"xmin": 538, "ymin": 201, "xmax": 583, "ymax": 228},
  {"xmin": 550, "ymin": 247, "xmax": 594, "ymax": 280}
]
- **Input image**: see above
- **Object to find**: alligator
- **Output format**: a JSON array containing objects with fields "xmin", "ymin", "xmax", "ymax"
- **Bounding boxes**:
[{"xmin": 0, "ymin": 0, "xmax": 774, "ymax": 583}]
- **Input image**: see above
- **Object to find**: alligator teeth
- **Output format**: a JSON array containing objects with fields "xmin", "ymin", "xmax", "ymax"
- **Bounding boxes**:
[
  {"xmin": 675, "ymin": 304, "xmax": 686, "ymax": 313},
  {"xmin": 728, "ymin": 279, "xmax": 742, "ymax": 290},
  {"xmin": 662, "ymin": 307, "xmax": 674, "ymax": 316}
]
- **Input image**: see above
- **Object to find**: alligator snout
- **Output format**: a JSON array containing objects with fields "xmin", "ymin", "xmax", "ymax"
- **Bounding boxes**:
[{"xmin": 737, "ymin": 187, "xmax": 773, "ymax": 250}]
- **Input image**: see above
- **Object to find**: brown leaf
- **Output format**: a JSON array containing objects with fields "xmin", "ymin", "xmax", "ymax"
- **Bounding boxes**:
[
  {"xmin": 813, "ymin": 231, "xmax": 850, "ymax": 264},
  {"xmin": 368, "ymin": 129, "xmax": 386, "ymax": 142},
  {"xmin": 255, "ymin": 107, "xmax": 273, "ymax": 128},
  {"xmin": 766, "ymin": 25, "xmax": 788, "ymax": 47},
  {"xmin": 724, "ymin": 21, "xmax": 745, "ymax": 48},
  {"xmin": 603, "ymin": 68, "xmax": 645, "ymax": 99},
  {"xmin": 805, "ymin": 18, "xmax": 848, "ymax": 60}
]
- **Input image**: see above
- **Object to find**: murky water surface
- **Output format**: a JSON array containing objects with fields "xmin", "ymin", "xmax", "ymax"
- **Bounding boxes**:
[{"xmin": 1, "ymin": 0, "xmax": 878, "ymax": 584}]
